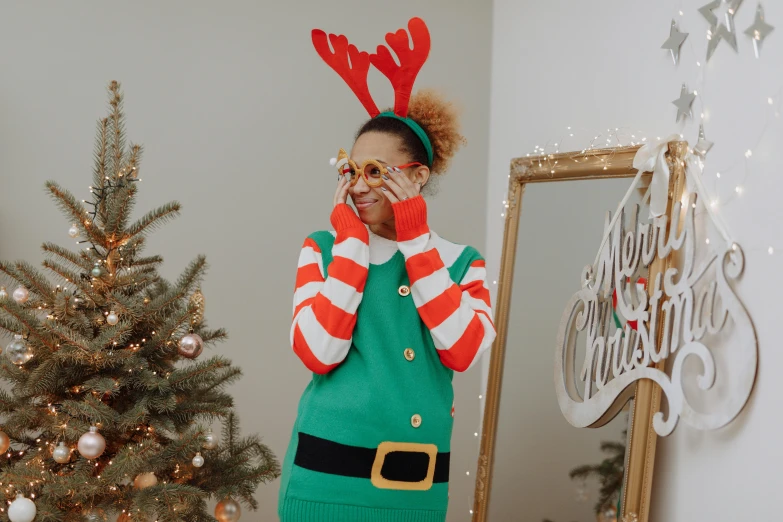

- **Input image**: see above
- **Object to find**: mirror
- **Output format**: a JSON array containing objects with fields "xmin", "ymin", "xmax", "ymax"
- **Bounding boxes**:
[{"xmin": 487, "ymin": 178, "xmax": 641, "ymax": 522}]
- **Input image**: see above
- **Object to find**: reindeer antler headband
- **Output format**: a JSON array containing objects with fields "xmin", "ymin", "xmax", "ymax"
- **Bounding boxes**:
[{"xmin": 312, "ymin": 17, "xmax": 434, "ymax": 167}]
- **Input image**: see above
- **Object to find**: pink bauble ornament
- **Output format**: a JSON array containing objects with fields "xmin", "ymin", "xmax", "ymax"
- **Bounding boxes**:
[
  {"xmin": 178, "ymin": 333, "xmax": 204, "ymax": 359},
  {"xmin": 12, "ymin": 286, "xmax": 29, "ymax": 304},
  {"xmin": 77, "ymin": 426, "xmax": 106, "ymax": 459}
]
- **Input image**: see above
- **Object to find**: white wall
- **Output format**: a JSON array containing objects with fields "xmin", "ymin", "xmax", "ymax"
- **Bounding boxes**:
[
  {"xmin": 0, "ymin": 2, "xmax": 492, "ymax": 520},
  {"xmin": 487, "ymin": 1, "xmax": 783, "ymax": 521}
]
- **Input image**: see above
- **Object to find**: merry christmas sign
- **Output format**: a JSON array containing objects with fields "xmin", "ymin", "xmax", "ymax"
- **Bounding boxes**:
[{"xmin": 554, "ymin": 141, "xmax": 757, "ymax": 437}]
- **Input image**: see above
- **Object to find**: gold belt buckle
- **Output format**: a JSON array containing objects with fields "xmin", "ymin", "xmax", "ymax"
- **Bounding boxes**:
[{"xmin": 370, "ymin": 441, "xmax": 438, "ymax": 491}]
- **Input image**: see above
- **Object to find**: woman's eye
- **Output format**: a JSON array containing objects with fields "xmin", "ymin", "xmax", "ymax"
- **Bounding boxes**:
[{"xmin": 368, "ymin": 167, "xmax": 382, "ymax": 178}]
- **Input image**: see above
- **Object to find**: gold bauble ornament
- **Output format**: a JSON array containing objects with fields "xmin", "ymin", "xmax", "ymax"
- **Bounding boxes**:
[
  {"xmin": 189, "ymin": 288, "xmax": 205, "ymax": 326},
  {"xmin": 0, "ymin": 430, "xmax": 10, "ymax": 453},
  {"xmin": 215, "ymin": 498, "xmax": 241, "ymax": 522},
  {"xmin": 133, "ymin": 472, "xmax": 158, "ymax": 489}
]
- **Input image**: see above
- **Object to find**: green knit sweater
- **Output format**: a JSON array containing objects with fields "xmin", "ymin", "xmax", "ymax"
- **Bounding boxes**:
[{"xmin": 279, "ymin": 198, "xmax": 495, "ymax": 522}]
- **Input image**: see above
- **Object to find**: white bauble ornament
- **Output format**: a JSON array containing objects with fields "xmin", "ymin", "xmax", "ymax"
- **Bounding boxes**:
[
  {"xmin": 77, "ymin": 426, "xmax": 106, "ymax": 459},
  {"xmin": 133, "ymin": 472, "xmax": 158, "ymax": 489},
  {"xmin": 0, "ymin": 430, "xmax": 10, "ymax": 453},
  {"xmin": 68, "ymin": 224, "xmax": 79, "ymax": 238},
  {"xmin": 0, "ymin": 286, "xmax": 8, "ymax": 300},
  {"xmin": 203, "ymin": 429, "xmax": 218, "ymax": 450},
  {"xmin": 215, "ymin": 498, "xmax": 241, "ymax": 522},
  {"xmin": 192, "ymin": 452, "xmax": 204, "ymax": 468},
  {"xmin": 53, "ymin": 441, "xmax": 71, "ymax": 463},
  {"xmin": 12, "ymin": 286, "xmax": 29, "ymax": 304},
  {"xmin": 178, "ymin": 333, "xmax": 204, "ymax": 359},
  {"xmin": 8, "ymin": 494, "xmax": 36, "ymax": 522},
  {"xmin": 106, "ymin": 311, "xmax": 119, "ymax": 326},
  {"xmin": 82, "ymin": 509, "xmax": 108, "ymax": 522},
  {"xmin": 6, "ymin": 335, "xmax": 33, "ymax": 365}
]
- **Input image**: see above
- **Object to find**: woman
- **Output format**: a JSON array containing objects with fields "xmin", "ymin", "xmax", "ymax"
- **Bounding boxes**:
[{"xmin": 279, "ymin": 18, "xmax": 496, "ymax": 522}]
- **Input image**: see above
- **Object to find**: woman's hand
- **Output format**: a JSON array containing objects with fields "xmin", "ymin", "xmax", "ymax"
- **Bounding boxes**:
[
  {"xmin": 380, "ymin": 167, "xmax": 421, "ymax": 203},
  {"xmin": 334, "ymin": 174, "xmax": 350, "ymax": 208}
]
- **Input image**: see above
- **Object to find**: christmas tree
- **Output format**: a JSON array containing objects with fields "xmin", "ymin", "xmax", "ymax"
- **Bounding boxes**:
[{"xmin": 0, "ymin": 81, "xmax": 279, "ymax": 522}]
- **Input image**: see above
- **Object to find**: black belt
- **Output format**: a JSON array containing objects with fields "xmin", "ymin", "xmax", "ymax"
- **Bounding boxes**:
[{"xmin": 294, "ymin": 432, "xmax": 450, "ymax": 489}]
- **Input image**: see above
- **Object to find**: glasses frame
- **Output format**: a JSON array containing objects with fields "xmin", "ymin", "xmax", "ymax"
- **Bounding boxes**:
[{"xmin": 335, "ymin": 150, "xmax": 423, "ymax": 188}]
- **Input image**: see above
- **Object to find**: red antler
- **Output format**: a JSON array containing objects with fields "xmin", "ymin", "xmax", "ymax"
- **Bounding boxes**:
[
  {"xmin": 312, "ymin": 29, "xmax": 380, "ymax": 117},
  {"xmin": 370, "ymin": 17, "xmax": 431, "ymax": 117}
]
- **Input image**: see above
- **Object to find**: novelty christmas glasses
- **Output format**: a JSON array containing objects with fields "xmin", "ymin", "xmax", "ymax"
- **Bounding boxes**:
[{"xmin": 334, "ymin": 148, "xmax": 423, "ymax": 188}]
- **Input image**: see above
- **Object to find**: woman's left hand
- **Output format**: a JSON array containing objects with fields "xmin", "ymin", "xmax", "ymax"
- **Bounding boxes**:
[{"xmin": 380, "ymin": 167, "xmax": 421, "ymax": 203}]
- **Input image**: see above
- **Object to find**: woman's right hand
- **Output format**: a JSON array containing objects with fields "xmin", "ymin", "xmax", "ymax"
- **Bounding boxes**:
[{"xmin": 334, "ymin": 174, "xmax": 350, "ymax": 208}]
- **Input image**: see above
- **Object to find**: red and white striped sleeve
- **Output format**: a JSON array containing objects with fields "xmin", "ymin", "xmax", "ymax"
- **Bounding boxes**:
[
  {"xmin": 393, "ymin": 196, "xmax": 496, "ymax": 372},
  {"xmin": 290, "ymin": 204, "xmax": 369, "ymax": 374}
]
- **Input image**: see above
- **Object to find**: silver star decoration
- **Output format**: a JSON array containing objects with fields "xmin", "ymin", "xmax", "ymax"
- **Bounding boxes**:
[
  {"xmin": 661, "ymin": 19, "xmax": 689, "ymax": 64},
  {"xmin": 699, "ymin": 0, "xmax": 744, "ymax": 61},
  {"xmin": 672, "ymin": 84, "xmax": 696, "ymax": 122},
  {"xmin": 693, "ymin": 124, "xmax": 714, "ymax": 158},
  {"xmin": 744, "ymin": 3, "xmax": 775, "ymax": 58}
]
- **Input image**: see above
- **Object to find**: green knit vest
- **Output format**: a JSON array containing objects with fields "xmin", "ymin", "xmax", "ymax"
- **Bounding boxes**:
[{"xmin": 279, "ymin": 231, "xmax": 481, "ymax": 522}]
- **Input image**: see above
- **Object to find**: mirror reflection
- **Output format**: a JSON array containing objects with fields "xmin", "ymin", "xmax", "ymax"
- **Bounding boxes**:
[{"xmin": 489, "ymin": 178, "xmax": 646, "ymax": 522}]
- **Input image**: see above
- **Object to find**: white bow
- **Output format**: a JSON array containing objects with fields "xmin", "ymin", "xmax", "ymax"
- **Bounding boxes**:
[{"xmin": 632, "ymin": 134, "xmax": 681, "ymax": 217}]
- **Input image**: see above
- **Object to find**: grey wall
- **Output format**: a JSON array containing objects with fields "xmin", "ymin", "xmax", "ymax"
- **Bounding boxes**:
[{"xmin": 0, "ymin": 2, "xmax": 492, "ymax": 520}]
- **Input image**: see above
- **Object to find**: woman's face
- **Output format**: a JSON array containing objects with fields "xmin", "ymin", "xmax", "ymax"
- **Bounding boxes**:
[{"xmin": 348, "ymin": 132, "xmax": 428, "ymax": 226}]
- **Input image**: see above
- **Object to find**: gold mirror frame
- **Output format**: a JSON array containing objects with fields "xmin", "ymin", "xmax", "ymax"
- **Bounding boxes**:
[{"xmin": 472, "ymin": 142, "xmax": 689, "ymax": 522}]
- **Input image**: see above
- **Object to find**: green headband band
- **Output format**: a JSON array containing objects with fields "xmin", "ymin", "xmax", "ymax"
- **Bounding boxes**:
[{"xmin": 376, "ymin": 112, "xmax": 434, "ymax": 168}]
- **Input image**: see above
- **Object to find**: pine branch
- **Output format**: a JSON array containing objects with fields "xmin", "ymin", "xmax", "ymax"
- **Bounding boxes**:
[
  {"xmin": 41, "ymin": 242, "xmax": 91, "ymax": 271},
  {"xmin": 25, "ymin": 357, "xmax": 62, "ymax": 395},
  {"xmin": 131, "ymin": 255, "xmax": 163, "ymax": 268},
  {"xmin": 125, "ymin": 202, "xmax": 181, "ymax": 240},
  {"xmin": 92, "ymin": 117, "xmax": 109, "ymax": 197},
  {"xmin": 0, "ymin": 260, "xmax": 52, "ymax": 305},
  {"xmin": 89, "ymin": 320, "xmax": 134, "ymax": 352},
  {"xmin": 41, "ymin": 259, "xmax": 88, "ymax": 290},
  {"xmin": 106, "ymin": 182, "xmax": 137, "ymax": 238},
  {"xmin": 167, "ymin": 356, "xmax": 233, "ymax": 391},
  {"xmin": 108, "ymin": 81, "xmax": 126, "ymax": 180},
  {"xmin": 147, "ymin": 256, "xmax": 206, "ymax": 317},
  {"xmin": 41, "ymin": 321, "xmax": 93, "ymax": 353},
  {"xmin": 61, "ymin": 395, "xmax": 119, "ymax": 426},
  {"xmin": 46, "ymin": 181, "xmax": 108, "ymax": 246},
  {"xmin": 0, "ymin": 300, "xmax": 59, "ymax": 351}
]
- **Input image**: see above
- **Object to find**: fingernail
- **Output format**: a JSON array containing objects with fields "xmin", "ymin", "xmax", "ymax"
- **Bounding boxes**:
[
  {"xmin": 381, "ymin": 187, "xmax": 387, "ymax": 191},
  {"xmin": 382, "ymin": 175, "xmax": 389, "ymax": 181}
]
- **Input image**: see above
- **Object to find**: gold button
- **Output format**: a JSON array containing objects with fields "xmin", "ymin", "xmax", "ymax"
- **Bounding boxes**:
[
  {"xmin": 398, "ymin": 285, "xmax": 411, "ymax": 297},
  {"xmin": 411, "ymin": 414, "xmax": 422, "ymax": 428},
  {"xmin": 404, "ymin": 348, "xmax": 415, "ymax": 361}
]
